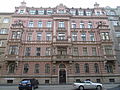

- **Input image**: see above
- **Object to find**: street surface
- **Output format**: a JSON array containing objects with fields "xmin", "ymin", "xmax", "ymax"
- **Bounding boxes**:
[{"xmin": 0, "ymin": 84, "xmax": 120, "ymax": 90}]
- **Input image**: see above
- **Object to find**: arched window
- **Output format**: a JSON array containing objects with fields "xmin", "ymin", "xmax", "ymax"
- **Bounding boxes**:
[
  {"xmin": 59, "ymin": 63, "xmax": 66, "ymax": 68},
  {"xmin": 84, "ymin": 63, "xmax": 89, "ymax": 73},
  {"xmin": 75, "ymin": 63, "xmax": 80, "ymax": 73},
  {"xmin": 34, "ymin": 64, "xmax": 39, "ymax": 73},
  {"xmin": 94, "ymin": 63, "xmax": 99, "ymax": 73},
  {"xmin": 45, "ymin": 64, "xmax": 50, "ymax": 74},
  {"xmin": 8, "ymin": 63, "xmax": 15, "ymax": 73},
  {"xmin": 110, "ymin": 11, "xmax": 116, "ymax": 15},
  {"xmin": 23, "ymin": 64, "xmax": 29, "ymax": 73}
]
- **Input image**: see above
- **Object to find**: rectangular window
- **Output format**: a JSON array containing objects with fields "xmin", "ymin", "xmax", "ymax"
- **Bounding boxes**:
[
  {"xmin": 28, "ymin": 21, "xmax": 34, "ymax": 27},
  {"xmin": 81, "ymin": 32, "xmax": 86, "ymax": 41},
  {"xmin": 58, "ymin": 33, "xmax": 65, "ymax": 40},
  {"xmin": 78, "ymin": 11, "xmax": 84, "ymax": 16},
  {"xmin": 3, "ymin": 18, "xmax": 9, "ymax": 23},
  {"xmin": 27, "ymin": 32, "xmax": 32, "ymax": 41},
  {"xmin": 88, "ymin": 22, "xmax": 92, "ymax": 28},
  {"xmin": 101, "ymin": 32, "xmax": 110, "ymax": 40},
  {"xmin": 38, "ymin": 10, "xmax": 44, "ymax": 15},
  {"xmin": 7, "ymin": 80, "xmax": 13, "ymax": 84},
  {"xmin": 9, "ymin": 46, "xmax": 18, "ymax": 55},
  {"xmin": 29, "ymin": 10, "xmax": 36, "ymax": 15},
  {"xmin": 47, "ymin": 10, "xmax": 52, "ymax": 15},
  {"xmin": 72, "ymin": 32, "xmax": 77, "ymax": 41},
  {"xmin": 20, "ymin": 10, "xmax": 24, "ymax": 14},
  {"xmin": 83, "ymin": 47, "xmax": 88, "ymax": 56},
  {"xmin": 59, "ymin": 21, "xmax": 64, "ymax": 28},
  {"xmin": 71, "ymin": 23, "xmax": 76, "ymax": 28},
  {"xmin": 37, "ymin": 32, "xmax": 42, "ymax": 41},
  {"xmin": 25, "ymin": 47, "xmax": 31, "ymax": 56},
  {"xmin": 0, "ymin": 40, "xmax": 4, "ymax": 47},
  {"xmin": 46, "ymin": 47, "xmax": 51, "ymax": 56},
  {"xmin": 86, "ymin": 11, "xmax": 92, "ymax": 16},
  {"xmin": 92, "ymin": 47, "xmax": 97, "ymax": 56},
  {"xmin": 80, "ymin": 22, "xmax": 84, "ymax": 28},
  {"xmin": 36, "ymin": 47, "xmax": 41, "ymax": 56},
  {"xmin": 70, "ymin": 10, "xmax": 76, "ymax": 15},
  {"xmin": 12, "ymin": 31, "xmax": 21, "ymax": 39},
  {"xmin": 96, "ymin": 79, "xmax": 101, "ymax": 83},
  {"xmin": 47, "ymin": 21, "xmax": 52, "ymax": 28},
  {"xmin": 38, "ymin": 21, "xmax": 42, "ymax": 28},
  {"xmin": 112, "ymin": 21, "xmax": 118, "ymax": 26},
  {"xmin": 104, "ymin": 46, "xmax": 113, "ymax": 55},
  {"xmin": 73, "ymin": 47, "xmax": 79, "ymax": 56},
  {"xmin": 90, "ymin": 32, "xmax": 95, "ymax": 41},
  {"xmin": 109, "ymin": 79, "xmax": 115, "ymax": 83},
  {"xmin": 46, "ymin": 33, "xmax": 52, "ymax": 41},
  {"xmin": 0, "ymin": 28, "xmax": 8, "ymax": 34}
]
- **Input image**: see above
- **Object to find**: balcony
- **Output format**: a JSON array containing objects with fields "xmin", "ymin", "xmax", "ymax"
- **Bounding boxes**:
[
  {"xmin": 52, "ymin": 55, "xmax": 72, "ymax": 62},
  {"xmin": 8, "ymin": 39, "xmax": 21, "ymax": 43},
  {"xmin": 104, "ymin": 55, "xmax": 116, "ymax": 61},
  {"xmin": 5, "ymin": 55, "xmax": 19, "ymax": 61}
]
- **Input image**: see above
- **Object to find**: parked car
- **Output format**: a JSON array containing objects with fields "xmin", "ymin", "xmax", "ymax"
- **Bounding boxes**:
[
  {"xmin": 73, "ymin": 80, "xmax": 102, "ymax": 90},
  {"xmin": 18, "ymin": 79, "xmax": 39, "ymax": 90}
]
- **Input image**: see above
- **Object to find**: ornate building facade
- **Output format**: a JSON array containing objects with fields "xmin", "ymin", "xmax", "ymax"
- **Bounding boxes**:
[{"xmin": 0, "ymin": 2, "xmax": 120, "ymax": 84}]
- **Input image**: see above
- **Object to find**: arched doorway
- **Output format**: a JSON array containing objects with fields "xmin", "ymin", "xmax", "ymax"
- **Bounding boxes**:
[{"xmin": 59, "ymin": 64, "xmax": 66, "ymax": 84}]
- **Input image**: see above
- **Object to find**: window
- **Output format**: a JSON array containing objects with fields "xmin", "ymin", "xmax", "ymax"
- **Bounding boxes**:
[
  {"xmin": 8, "ymin": 63, "xmax": 15, "ymax": 73},
  {"xmin": 38, "ymin": 10, "xmax": 44, "ymax": 15},
  {"xmin": 105, "ymin": 64, "xmax": 113, "ymax": 73},
  {"xmin": 47, "ymin": 21, "xmax": 52, "ymax": 28},
  {"xmin": 88, "ymin": 22, "xmax": 92, "ymax": 28},
  {"xmin": 73, "ymin": 47, "xmax": 79, "ymax": 56},
  {"xmin": 72, "ymin": 32, "xmax": 77, "ymax": 41},
  {"xmin": 59, "ymin": 21, "xmax": 64, "ymax": 28},
  {"xmin": 96, "ymin": 79, "xmax": 101, "ymax": 83},
  {"xmin": 28, "ymin": 21, "xmax": 34, "ymax": 27},
  {"xmin": 47, "ymin": 10, "xmax": 52, "ymax": 15},
  {"xmin": 38, "ymin": 21, "xmax": 42, "ymax": 28},
  {"xmin": 92, "ymin": 47, "xmax": 97, "ymax": 56},
  {"xmin": 45, "ymin": 80, "xmax": 49, "ymax": 84},
  {"xmin": 96, "ymin": 11, "xmax": 100, "ymax": 16},
  {"xmin": 37, "ymin": 32, "xmax": 42, "ymax": 41},
  {"xmin": 9, "ymin": 46, "xmax": 18, "ymax": 55},
  {"xmin": 86, "ymin": 11, "xmax": 92, "ymax": 16},
  {"xmin": 78, "ymin": 10, "xmax": 84, "ymax": 16},
  {"xmin": 20, "ymin": 10, "xmax": 24, "ymax": 14},
  {"xmin": 94, "ymin": 63, "xmax": 99, "ymax": 73},
  {"xmin": 29, "ymin": 10, "xmax": 36, "ymax": 15},
  {"xmin": 109, "ymin": 79, "xmax": 115, "ymax": 83},
  {"xmin": 0, "ymin": 28, "xmax": 8, "ymax": 34},
  {"xmin": 81, "ymin": 32, "xmax": 86, "ymax": 41},
  {"xmin": 58, "ymin": 47, "xmax": 67, "ymax": 55},
  {"xmin": 101, "ymin": 32, "xmax": 110, "ymax": 40},
  {"xmin": 7, "ymin": 80, "xmax": 13, "ymax": 84},
  {"xmin": 46, "ymin": 47, "xmax": 51, "ymax": 56},
  {"xmin": 70, "ymin": 10, "xmax": 76, "ymax": 15},
  {"xmin": 90, "ymin": 32, "xmax": 95, "ymax": 41},
  {"xmin": 34, "ymin": 64, "xmax": 39, "ymax": 73},
  {"xmin": 80, "ymin": 22, "xmax": 84, "ymax": 28},
  {"xmin": 46, "ymin": 33, "xmax": 52, "ymax": 41},
  {"xmin": 110, "ymin": 11, "xmax": 116, "ymax": 15},
  {"xmin": 58, "ymin": 33, "xmax": 65, "ymax": 40},
  {"xmin": 115, "ymin": 32, "xmax": 120, "ymax": 37},
  {"xmin": 27, "ymin": 32, "xmax": 32, "ymax": 41},
  {"xmin": 104, "ymin": 46, "xmax": 113, "ymax": 55},
  {"xmin": 25, "ymin": 47, "xmax": 31, "ymax": 56},
  {"xmin": 45, "ymin": 64, "xmax": 50, "ymax": 74},
  {"xmin": 71, "ymin": 22, "xmax": 76, "ymax": 28},
  {"xmin": 84, "ymin": 63, "xmax": 89, "ymax": 73},
  {"xmin": 23, "ymin": 64, "xmax": 29, "ymax": 73},
  {"xmin": 75, "ymin": 63, "xmax": 80, "ymax": 73},
  {"xmin": 112, "ymin": 21, "xmax": 119, "ymax": 26},
  {"xmin": 36, "ymin": 47, "xmax": 41, "ymax": 56},
  {"xmin": 58, "ymin": 9, "xmax": 65, "ymax": 14},
  {"xmin": 3, "ymin": 18, "xmax": 9, "ymax": 23},
  {"xmin": 12, "ymin": 31, "xmax": 21, "ymax": 39},
  {"xmin": 83, "ymin": 47, "xmax": 88, "ymax": 56},
  {"xmin": 0, "ymin": 40, "xmax": 4, "ymax": 46}
]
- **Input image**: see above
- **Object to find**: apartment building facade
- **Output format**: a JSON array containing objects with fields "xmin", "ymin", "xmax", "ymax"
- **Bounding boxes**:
[
  {"xmin": 0, "ymin": 13, "xmax": 12, "ymax": 83},
  {"xmin": 0, "ymin": 2, "xmax": 120, "ymax": 84},
  {"xmin": 104, "ymin": 6, "xmax": 120, "ymax": 72}
]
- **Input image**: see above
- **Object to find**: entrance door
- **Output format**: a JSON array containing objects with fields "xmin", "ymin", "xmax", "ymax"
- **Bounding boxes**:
[{"xmin": 59, "ymin": 69, "xmax": 66, "ymax": 84}]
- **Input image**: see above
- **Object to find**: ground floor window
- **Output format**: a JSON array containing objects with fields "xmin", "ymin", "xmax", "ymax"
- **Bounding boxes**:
[
  {"xmin": 45, "ymin": 80, "xmax": 49, "ymax": 84},
  {"xmin": 96, "ymin": 79, "xmax": 101, "ymax": 83},
  {"xmin": 7, "ymin": 80, "xmax": 13, "ymax": 84},
  {"xmin": 109, "ymin": 79, "xmax": 115, "ymax": 83}
]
